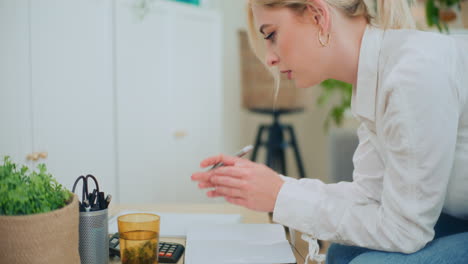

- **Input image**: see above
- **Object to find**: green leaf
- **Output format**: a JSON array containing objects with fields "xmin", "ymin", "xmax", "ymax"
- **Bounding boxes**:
[
  {"xmin": 0, "ymin": 157, "xmax": 70, "ymax": 215},
  {"xmin": 318, "ymin": 79, "xmax": 352, "ymax": 130},
  {"xmin": 425, "ymin": 0, "xmax": 462, "ymax": 33}
]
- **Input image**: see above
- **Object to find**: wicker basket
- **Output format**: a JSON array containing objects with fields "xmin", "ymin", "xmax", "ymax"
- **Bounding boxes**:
[
  {"xmin": 462, "ymin": 1, "xmax": 468, "ymax": 28},
  {"xmin": 0, "ymin": 194, "xmax": 80, "ymax": 264}
]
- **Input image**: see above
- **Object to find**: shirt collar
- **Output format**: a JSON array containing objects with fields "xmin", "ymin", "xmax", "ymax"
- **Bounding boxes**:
[{"xmin": 351, "ymin": 25, "xmax": 385, "ymax": 122}]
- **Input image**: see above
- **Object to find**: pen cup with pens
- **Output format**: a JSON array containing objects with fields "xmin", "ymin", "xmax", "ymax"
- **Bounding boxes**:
[{"xmin": 72, "ymin": 175, "xmax": 112, "ymax": 264}]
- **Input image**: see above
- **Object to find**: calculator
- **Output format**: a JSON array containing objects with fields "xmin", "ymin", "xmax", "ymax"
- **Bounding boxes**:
[{"xmin": 109, "ymin": 232, "xmax": 185, "ymax": 263}]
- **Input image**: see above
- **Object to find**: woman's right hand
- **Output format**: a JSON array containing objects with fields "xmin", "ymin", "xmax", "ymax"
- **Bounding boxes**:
[{"xmin": 191, "ymin": 154, "xmax": 284, "ymax": 212}]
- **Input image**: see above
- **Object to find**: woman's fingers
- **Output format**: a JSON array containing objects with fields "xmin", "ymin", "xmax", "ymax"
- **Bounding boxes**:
[
  {"xmin": 206, "ymin": 190, "xmax": 223, "ymax": 197},
  {"xmin": 192, "ymin": 162, "xmax": 249, "ymax": 182},
  {"xmin": 210, "ymin": 176, "xmax": 245, "ymax": 189},
  {"xmin": 213, "ymin": 166, "xmax": 248, "ymax": 179},
  {"xmin": 198, "ymin": 181, "xmax": 215, "ymax": 189},
  {"xmin": 194, "ymin": 157, "xmax": 284, "ymax": 212},
  {"xmin": 197, "ymin": 172, "xmax": 246, "ymax": 193},
  {"xmin": 212, "ymin": 186, "xmax": 244, "ymax": 198},
  {"xmin": 191, "ymin": 171, "xmax": 211, "ymax": 182},
  {"xmin": 225, "ymin": 196, "xmax": 247, "ymax": 207},
  {"xmin": 200, "ymin": 154, "xmax": 250, "ymax": 168}
]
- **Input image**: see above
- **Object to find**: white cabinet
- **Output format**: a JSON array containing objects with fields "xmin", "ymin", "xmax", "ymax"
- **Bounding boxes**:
[
  {"xmin": 0, "ymin": 0, "xmax": 32, "ymax": 164},
  {"xmin": 29, "ymin": 0, "xmax": 117, "ymax": 196},
  {"xmin": 0, "ymin": 0, "xmax": 223, "ymax": 203},
  {"xmin": 115, "ymin": 1, "xmax": 223, "ymax": 203},
  {"xmin": 0, "ymin": 0, "xmax": 117, "ymax": 197}
]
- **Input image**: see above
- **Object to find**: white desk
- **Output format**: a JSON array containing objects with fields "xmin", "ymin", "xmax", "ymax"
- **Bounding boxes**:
[{"xmin": 108, "ymin": 203, "xmax": 307, "ymax": 264}]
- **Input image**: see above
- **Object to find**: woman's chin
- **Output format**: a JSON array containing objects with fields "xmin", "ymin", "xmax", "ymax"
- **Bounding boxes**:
[
  {"xmin": 294, "ymin": 79, "xmax": 321, "ymax": 89},
  {"xmin": 294, "ymin": 80, "xmax": 311, "ymax": 89}
]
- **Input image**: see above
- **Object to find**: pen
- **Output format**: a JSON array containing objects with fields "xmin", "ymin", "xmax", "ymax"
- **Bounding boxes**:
[
  {"xmin": 97, "ymin": 192, "xmax": 105, "ymax": 210},
  {"xmin": 83, "ymin": 199, "xmax": 90, "ymax": 212},
  {"xmin": 105, "ymin": 194, "xmax": 112, "ymax": 209},
  {"xmin": 209, "ymin": 145, "xmax": 254, "ymax": 170}
]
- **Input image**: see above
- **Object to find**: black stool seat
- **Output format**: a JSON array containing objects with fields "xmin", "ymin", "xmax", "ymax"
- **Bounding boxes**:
[{"xmin": 249, "ymin": 108, "xmax": 306, "ymax": 178}]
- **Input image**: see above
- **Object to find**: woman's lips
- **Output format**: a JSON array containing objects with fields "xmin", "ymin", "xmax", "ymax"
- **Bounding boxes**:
[{"xmin": 281, "ymin": 70, "xmax": 292, "ymax": 80}]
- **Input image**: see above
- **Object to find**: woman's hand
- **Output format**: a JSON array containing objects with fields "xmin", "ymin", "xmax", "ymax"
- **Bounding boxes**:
[{"xmin": 191, "ymin": 154, "xmax": 285, "ymax": 212}]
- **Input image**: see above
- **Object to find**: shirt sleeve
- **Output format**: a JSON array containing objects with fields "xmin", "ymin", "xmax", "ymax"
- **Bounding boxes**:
[{"xmin": 273, "ymin": 47, "xmax": 458, "ymax": 253}]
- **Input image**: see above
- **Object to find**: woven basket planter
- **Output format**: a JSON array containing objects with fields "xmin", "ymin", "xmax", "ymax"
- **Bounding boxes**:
[{"xmin": 0, "ymin": 194, "xmax": 80, "ymax": 264}]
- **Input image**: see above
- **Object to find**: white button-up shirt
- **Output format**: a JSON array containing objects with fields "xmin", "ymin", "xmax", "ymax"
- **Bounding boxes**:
[{"xmin": 273, "ymin": 26, "xmax": 468, "ymax": 253}]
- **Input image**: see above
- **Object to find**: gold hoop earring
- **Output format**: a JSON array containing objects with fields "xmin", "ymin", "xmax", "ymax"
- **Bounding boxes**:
[{"xmin": 318, "ymin": 28, "xmax": 331, "ymax": 47}]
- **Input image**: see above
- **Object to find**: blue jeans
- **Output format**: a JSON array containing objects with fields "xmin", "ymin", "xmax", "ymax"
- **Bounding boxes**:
[{"xmin": 326, "ymin": 213, "xmax": 468, "ymax": 264}]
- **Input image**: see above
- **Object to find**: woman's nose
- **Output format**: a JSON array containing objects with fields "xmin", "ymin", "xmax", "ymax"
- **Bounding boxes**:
[{"xmin": 266, "ymin": 52, "xmax": 279, "ymax": 67}]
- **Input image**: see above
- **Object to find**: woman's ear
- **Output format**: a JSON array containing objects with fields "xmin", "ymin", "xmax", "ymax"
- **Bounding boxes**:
[{"xmin": 305, "ymin": 0, "xmax": 331, "ymax": 32}]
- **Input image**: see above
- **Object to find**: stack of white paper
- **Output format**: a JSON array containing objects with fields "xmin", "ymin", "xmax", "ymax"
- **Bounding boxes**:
[
  {"xmin": 108, "ymin": 210, "xmax": 242, "ymax": 237},
  {"xmin": 185, "ymin": 224, "xmax": 296, "ymax": 264}
]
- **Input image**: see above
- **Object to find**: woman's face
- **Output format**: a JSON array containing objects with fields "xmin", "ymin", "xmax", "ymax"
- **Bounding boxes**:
[{"xmin": 252, "ymin": 5, "xmax": 329, "ymax": 88}]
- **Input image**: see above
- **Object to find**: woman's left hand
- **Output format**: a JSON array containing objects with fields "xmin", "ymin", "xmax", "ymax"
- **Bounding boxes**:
[{"xmin": 191, "ymin": 154, "xmax": 285, "ymax": 212}]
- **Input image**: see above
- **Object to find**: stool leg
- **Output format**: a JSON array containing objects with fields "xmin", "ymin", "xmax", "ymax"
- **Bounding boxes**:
[
  {"xmin": 251, "ymin": 125, "xmax": 265, "ymax": 162},
  {"xmin": 267, "ymin": 123, "xmax": 286, "ymax": 175},
  {"xmin": 287, "ymin": 125, "xmax": 306, "ymax": 178}
]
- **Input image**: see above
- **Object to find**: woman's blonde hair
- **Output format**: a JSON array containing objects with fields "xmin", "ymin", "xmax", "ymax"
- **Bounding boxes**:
[{"xmin": 246, "ymin": 0, "xmax": 416, "ymax": 98}]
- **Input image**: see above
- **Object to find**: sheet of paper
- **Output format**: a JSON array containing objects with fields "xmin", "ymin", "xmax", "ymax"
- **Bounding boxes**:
[
  {"xmin": 108, "ymin": 210, "xmax": 242, "ymax": 237},
  {"xmin": 187, "ymin": 223, "xmax": 287, "ymax": 242},
  {"xmin": 185, "ymin": 240, "xmax": 296, "ymax": 264},
  {"xmin": 185, "ymin": 224, "xmax": 296, "ymax": 264}
]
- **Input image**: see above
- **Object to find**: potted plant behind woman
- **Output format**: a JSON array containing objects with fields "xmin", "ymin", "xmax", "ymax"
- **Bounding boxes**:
[{"xmin": 0, "ymin": 156, "xmax": 80, "ymax": 264}]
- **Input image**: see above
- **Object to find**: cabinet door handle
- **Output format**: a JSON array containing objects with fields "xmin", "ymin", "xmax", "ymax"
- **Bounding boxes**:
[
  {"xmin": 26, "ymin": 153, "xmax": 34, "ymax": 161},
  {"xmin": 26, "ymin": 152, "xmax": 41, "ymax": 161},
  {"xmin": 26, "ymin": 152, "xmax": 48, "ymax": 161},
  {"xmin": 173, "ymin": 130, "xmax": 188, "ymax": 139}
]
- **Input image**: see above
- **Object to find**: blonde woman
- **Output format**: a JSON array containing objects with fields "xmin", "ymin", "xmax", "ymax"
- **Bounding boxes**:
[{"xmin": 192, "ymin": 0, "xmax": 468, "ymax": 263}]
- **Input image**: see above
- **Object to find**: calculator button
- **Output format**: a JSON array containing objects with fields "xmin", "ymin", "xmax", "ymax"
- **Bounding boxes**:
[
  {"xmin": 159, "ymin": 252, "xmax": 165, "ymax": 257},
  {"xmin": 166, "ymin": 253, "xmax": 173, "ymax": 257}
]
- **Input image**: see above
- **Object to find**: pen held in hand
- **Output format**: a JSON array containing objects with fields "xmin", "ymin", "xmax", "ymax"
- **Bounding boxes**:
[{"xmin": 209, "ymin": 145, "xmax": 253, "ymax": 171}]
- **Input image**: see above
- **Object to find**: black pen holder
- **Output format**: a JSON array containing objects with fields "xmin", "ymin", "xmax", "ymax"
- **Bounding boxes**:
[{"xmin": 78, "ymin": 209, "xmax": 109, "ymax": 264}]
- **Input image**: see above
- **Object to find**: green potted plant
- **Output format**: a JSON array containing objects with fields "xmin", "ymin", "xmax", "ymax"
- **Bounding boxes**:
[
  {"xmin": 317, "ymin": 79, "xmax": 353, "ymax": 130},
  {"xmin": 0, "ymin": 156, "xmax": 80, "ymax": 263},
  {"xmin": 425, "ymin": 0, "xmax": 464, "ymax": 32}
]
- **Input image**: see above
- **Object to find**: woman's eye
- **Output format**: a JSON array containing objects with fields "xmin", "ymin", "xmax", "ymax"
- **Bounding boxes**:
[{"xmin": 264, "ymin": 31, "xmax": 276, "ymax": 42}]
